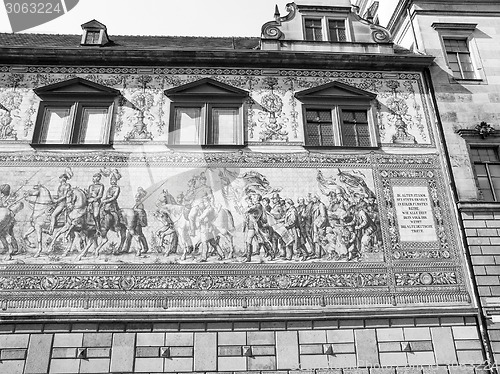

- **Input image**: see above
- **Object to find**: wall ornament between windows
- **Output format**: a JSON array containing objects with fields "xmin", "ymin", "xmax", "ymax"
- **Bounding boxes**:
[
  {"xmin": 476, "ymin": 121, "xmax": 495, "ymax": 138},
  {"xmin": 124, "ymin": 78, "xmax": 154, "ymax": 141},
  {"xmin": 259, "ymin": 87, "xmax": 288, "ymax": 142},
  {"xmin": 456, "ymin": 121, "xmax": 497, "ymax": 139},
  {"xmin": 0, "ymin": 94, "xmax": 19, "ymax": 140},
  {"xmin": 261, "ymin": 2, "xmax": 297, "ymax": 40}
]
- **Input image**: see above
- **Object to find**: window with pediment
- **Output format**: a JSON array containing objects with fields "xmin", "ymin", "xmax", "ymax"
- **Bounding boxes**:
[
  {"xmin": 295, "ymin": 81, "xmax": 378, "ymax": 147},
  {"xmin": 165, "ymin": 78, "xmax": 249, "ymax": 146},
  {"xmin": 432, "ymin": 23, "xmax": 484, "ymax": 82},
  {"xmin": 32, "ymin": 78, "xmax": 119, "ymax": 146}
]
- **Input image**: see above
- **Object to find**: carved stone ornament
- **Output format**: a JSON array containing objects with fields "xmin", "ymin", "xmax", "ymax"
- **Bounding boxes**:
[
  {"xmin": 261, "ymin": 2, "xmax": 296, "ymax": 40},
  {"xmin": 370, "ymin": 24, "xmax": 392, "ymax": 43},
  {"xmin": 352, "ymin": 11, "xmax": 392, "ymax": 43},
  {"xmin": 476, "ymin": 121, "xmax": 495, "ymax": 138},
  {"xmin": 457, "ymin": 121, "xmax": 497, "ymax": 139}
]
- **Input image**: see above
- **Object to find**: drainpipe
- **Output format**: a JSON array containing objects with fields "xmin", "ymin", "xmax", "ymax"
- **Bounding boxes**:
[
  {"xmin": 423, "ymin": 67, "xmax": 496, "ymax": 373},
  {"xmin": 407, "ymin": 7, "xmax": 419, "ymax": 52}
]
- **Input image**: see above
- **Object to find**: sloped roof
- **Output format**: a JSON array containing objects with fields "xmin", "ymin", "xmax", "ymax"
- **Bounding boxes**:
[{"xmin": 0, "ymin": 33, "xmax": 261, "ymax": 50}]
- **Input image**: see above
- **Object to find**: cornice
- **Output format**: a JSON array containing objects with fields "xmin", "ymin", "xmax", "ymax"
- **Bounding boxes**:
[
  {"xmin": 387, "ymin": 0, "xmax": 500, "ymax": 35},
  {"xmin": 0, "ymin": 47, "xmax": 433, "ymax": 71}
]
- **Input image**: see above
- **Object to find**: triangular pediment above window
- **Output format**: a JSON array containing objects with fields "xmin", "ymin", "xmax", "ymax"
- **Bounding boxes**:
[
  {"xmin": 165, "ymin": 78, "xmax": 249, "ymax": 98},
  {"xmin": 34, "ymin": 77, "xmax": 120, "ymax": 98},
  {"xmin": 295, "ymin": 81, "xmax": 377, "ymax": 102}
]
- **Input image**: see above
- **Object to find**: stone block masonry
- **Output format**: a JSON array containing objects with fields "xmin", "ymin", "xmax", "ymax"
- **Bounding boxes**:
[
  {"xmin": 461, "ymin": 210, "xmax": 500, "ymax": 363},
  {"xmin": 0, "ymin": 317, "xmax": 487, "ymax": 373}
]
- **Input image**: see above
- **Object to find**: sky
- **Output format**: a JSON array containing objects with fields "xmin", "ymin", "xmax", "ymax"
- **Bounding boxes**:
[{"xmin": 0, "ymin": 1, "xmax": 294, "ymax": 36}]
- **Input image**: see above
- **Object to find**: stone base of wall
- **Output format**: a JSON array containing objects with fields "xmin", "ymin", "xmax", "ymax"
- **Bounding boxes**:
[
  {"xmin": 461, "ymin": 209, "xmax": 500, "ymax": 364},
  {"xmin": 0, "ymin": 316, "xmax": 486, "ymax": 374}
]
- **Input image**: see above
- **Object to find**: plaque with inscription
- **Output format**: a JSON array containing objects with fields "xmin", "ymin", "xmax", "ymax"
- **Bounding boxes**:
[{"xmin": 393, "ymin": 186, "xmax": 437, "ymax": 242}]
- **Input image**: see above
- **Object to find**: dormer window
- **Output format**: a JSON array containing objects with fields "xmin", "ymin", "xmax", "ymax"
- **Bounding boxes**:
[
  {"xmin": 303, "ymin": 17, "xmax": 349, "ymax": 42},
  {"xmin": 165, "ymin": 78, "xmax": 249, "ymax": 146},
  {"xmin": 80, "ymin": 20, "xmax": 110, "ymax": 46},
  {"xmin": 305, "ymin": 18, "xmax": 323, "ymax": 41},
  {"xmin": 84, "ymin": 30, "xmax": 101, "ymax": 44},
  {"xmin": 328, "ymin": 19, "xmax": 347, "ymax": 42}
]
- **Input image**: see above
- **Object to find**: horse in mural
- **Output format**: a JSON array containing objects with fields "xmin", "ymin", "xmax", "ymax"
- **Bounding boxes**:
[
  {"xmin": 158, "ymin": 203, "xmax": 235, "ymax": 261},
  {"xmin": 23, "ymin": 184, "xmax": 97, "ymax": 258},
  {"xmin": 77, "ymin": 206, "xmax": 148, "ymax": 260},
  {"xmin": 47, "ymin": 187, "xmax": 99, "ymax": 258},
  {"xmin": 23, "ymin": 184, "xmax": 148, "ymax": 259}
]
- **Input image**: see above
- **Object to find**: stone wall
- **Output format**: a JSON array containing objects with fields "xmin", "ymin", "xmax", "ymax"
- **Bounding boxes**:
[
  {"xmin": 0, "ymin": 317, "xmax": 486, "ymax": 374},
  {"xmin": 461, "ymin": 209, "xmax": 500, "ymax": 362}
]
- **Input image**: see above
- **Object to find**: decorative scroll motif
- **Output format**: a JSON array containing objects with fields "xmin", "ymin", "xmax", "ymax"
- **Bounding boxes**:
[
  {"xmin": 0, "ymin": 90, "xmax": 20, "ymax": 140},
  {"xmin": 15, "ymin": 66, "xmax": 419, "ymax": 80},
  {"xmin": 380, "ymin": 79, "xmax": 428, "ymax": 144},
  {"xmin": 0, "ymin": 151, "xmax": 376, "ymax": 167},
  {"xmin": 352, "ymin": 12, "xmax": 392, "ymax": 43},
  {"xmin": 0, "ymin": 272, "xmax": 388, "ymax": 291},
  {"xmin": 395, "ymin": 271, "xmax": 457, "ymax": 286},
  {"xmin": 124, "ymin": 76, "xmax": 154, "ymax": 141},
  {"xmin": 259, "ymin": 78, "xmax": 288, "ymax": 141},
  {"xmin": 370, "ymin": 25, "xmax": 392, "ymax": 43},
  {"xmin": 261, "ymin": 3, "xmax": 297, "ymax": 40},
  {"xmin": 284, "ymin": 77, "xmax": 300, "ymax": 138}
]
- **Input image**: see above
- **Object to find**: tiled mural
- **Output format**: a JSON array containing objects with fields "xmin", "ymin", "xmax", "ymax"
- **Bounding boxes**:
[
  {"xmin": 0, "ymin": 67, "xmax": 468, "ymax": 312},
  {"xmin": 1, "ymin": 164, "xmax": 382, "ymax": 264}
]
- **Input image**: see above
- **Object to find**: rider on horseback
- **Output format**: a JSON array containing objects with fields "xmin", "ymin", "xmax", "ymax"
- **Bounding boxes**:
[
  {"xmin": 49, "ymin": 171, "xmax": 72, "ymax": 235},
  {"xmin": 186, "ymin": 173, "xmax": 214, "ymax": 236},
  {"xmin": 100, "ymin": 170, "xmax": 122, "ymax": 232},
  {"xmin": 87, "ymin": 173, "xmax": 104, "ymax": 231}
]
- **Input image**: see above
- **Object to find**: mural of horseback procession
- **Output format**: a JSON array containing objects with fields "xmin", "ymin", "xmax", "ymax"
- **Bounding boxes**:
[
  {"xmin": 226, "ymin": 168, "xmax": 383, "ymax": 263},
  {"xmin": 0, "ymin": 165, "xmax": 383, "ymax": 264}
]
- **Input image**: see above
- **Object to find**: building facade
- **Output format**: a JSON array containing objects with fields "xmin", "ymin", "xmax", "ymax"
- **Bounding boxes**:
[
  {"xmin": 356, "ymin": 0, "xmax": 500, "ymax": 365},
  {"xmin": 0, "ymin": 1, "xmax": 490, "ymax": 373}
]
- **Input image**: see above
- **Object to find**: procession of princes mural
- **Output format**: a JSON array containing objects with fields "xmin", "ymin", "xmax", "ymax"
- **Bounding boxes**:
[{"xmin": 0, "ymin": 166, "xmax": 384, "ymax": 264}]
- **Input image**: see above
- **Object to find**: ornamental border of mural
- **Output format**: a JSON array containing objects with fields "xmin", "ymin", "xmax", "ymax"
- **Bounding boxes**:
[{"xmin": 0, "ymin": 152, "xmax": 471, "ymax": 314}]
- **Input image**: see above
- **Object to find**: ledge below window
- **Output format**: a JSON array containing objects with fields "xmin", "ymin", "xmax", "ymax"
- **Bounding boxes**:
[
  {"xmin": 30, "ymin": 143, "xmax": 114, "ymax": 150},
  {"xmin": 458, "ymin": 201, "xmax": 500, "ymax": 212},
  {"xmin": 452, "ymin": 78, "xmax": 485, "ymax": 85},
  {"xmin": 304, "ymin": 145, "xmax": 378, "ymax": 151},
  {"xmin": 166, "ymin": 144, "xmax": 246, "ymax": 151}
]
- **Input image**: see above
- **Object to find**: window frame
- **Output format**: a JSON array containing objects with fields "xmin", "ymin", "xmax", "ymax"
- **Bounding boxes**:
[
  {"xmin": 33, "ymin": 100, "xmax": 115, "ymax": 146},
  {"xmin": 469, "ymin": 145, "xmax": 500, "ymax": 202},
  {"xmin": 442, "ymin": 37, "xmax": 476, "ymax": 80},
  {"xmin": 302, "ymin": 104, "xmax": 376, "ymax": 148},
  {"xmin": 303, "ymin": 16, "xmax": 351, "ymax": 42},
  {"xmin": 304, "ymin": 18, "xmax": 324, "ymax": 41},
  {"xmin": 168, "ymin": 102, "xmax": 243, "ymax": 146},
  {"xmin": 327, "ymin": 18, "xmax": 347, "ymax": 42},
  {"xmin": 432, "ymin": 23, "xmax": 485, "ymax": 83},
  {"xmin": 165, "ymin": 78, "xmax": 249, "ymax": 147},
  {"xmin": 295, "ymin": 81, "xmax": 378, "ymax": 149},
  {"xmin": 32, "ymin": 78, "xmax": 119, "ymax": 147}
]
